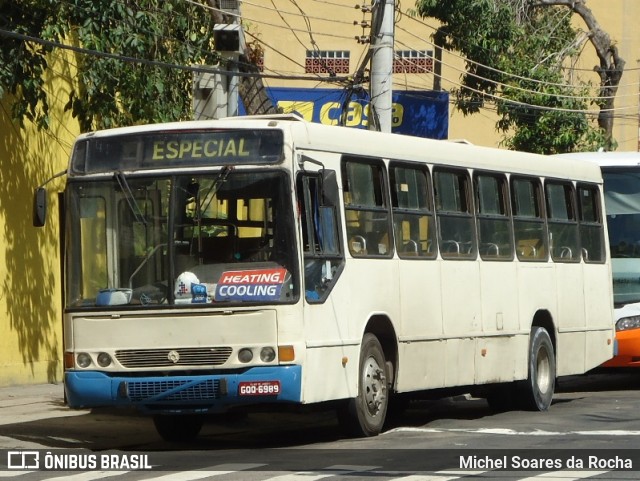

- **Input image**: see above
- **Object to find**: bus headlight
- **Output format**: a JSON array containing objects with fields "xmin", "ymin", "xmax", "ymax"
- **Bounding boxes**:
[
  {"xmin": 238, "ymin": 348, "xmax": 253, "ymax": 363},
  {"xmin": 616, "ymin": 316, "xmax": 640, "ymax": 331},
  {"xmin": 76, "ymin": 352, "xmax": 92, "ymax": 368},
  {"xmin": 260, "ymin": 347, "xmax": 276, "ymax": 363},
  {"xmin": 97, "ymin": 352, "xmax": 112, "ymax": 367}
]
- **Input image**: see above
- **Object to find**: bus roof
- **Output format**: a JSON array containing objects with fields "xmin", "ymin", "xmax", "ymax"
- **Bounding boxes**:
[
  {"xmin": 554, "ymin": 151, "xmax": 640, "ymax": 168},
  {"xmin": 75, "ymin": 115, "xmax": 604, "ymax": 182}
]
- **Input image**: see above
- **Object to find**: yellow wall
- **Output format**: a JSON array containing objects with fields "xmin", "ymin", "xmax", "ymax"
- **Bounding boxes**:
[
  {"xmin": 243, "ymin": 0, "xmax": 639, "ymax": 150},
  {"xmin": 0, "ymin": 49, "xmax": 79, "ymax": 386}
]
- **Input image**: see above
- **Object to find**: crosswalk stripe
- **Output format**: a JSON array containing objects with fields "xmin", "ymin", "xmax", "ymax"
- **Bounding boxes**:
[
  {"xmin": 391, "ymin": 474, "xmax": 467, "ymax": 480},
  {"xmin": 142, "ymin": 463, "xmax": 267, "ymax": 480},
  {"xmin": 40, "ymin": 472, "xmax": 129, "ymax": 481},
  {"xmin": 515, "ymin": 470, "xmax": 609, "ymax": 481},
  {"xmin": 0, "ymin": 473, "xmax": 36, "ymax": 478},
  {"xmin": 265, "ymin": 464, "xmax": 379, "ymax": 481}
]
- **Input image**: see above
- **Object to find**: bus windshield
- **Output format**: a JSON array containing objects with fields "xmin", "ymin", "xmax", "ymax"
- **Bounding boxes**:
[
  {"xmin": 65, "ymin": 170, "xmax": 297, "ymax": 308},
  {"xmin": 603, "ymin": 168, "xmax": 640, "ymax": 306}
]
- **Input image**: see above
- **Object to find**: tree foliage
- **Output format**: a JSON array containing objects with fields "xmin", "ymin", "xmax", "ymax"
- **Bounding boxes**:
[
  {"xmin": 415, "ymin": 0, "xmax": 614, "ymax": 153},
  {"xmin": 0, "ymin": 0, "xmax": 220, "ymax": 132}
]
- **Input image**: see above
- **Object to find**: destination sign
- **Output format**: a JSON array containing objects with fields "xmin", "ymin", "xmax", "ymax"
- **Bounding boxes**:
[{"xmin": 72, "ymin": 129, "xmax": 284, "ymax": 173}]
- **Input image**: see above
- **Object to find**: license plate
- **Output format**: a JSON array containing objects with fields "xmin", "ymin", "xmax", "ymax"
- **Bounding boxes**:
[{"xmin": 238, "ymin": 380, "xmax": 281, "ymax": 396}]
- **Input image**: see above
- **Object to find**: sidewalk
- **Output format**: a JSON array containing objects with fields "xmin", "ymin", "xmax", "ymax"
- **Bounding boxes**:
[{"xmin": 0, "ymin": 383, "xmax": 85, "ymax": 426}]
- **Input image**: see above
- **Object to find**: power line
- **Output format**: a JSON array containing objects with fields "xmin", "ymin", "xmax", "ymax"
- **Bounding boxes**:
[{"xmin": 0, "ymin": 28, "xmax": 351, "ymax": 83}]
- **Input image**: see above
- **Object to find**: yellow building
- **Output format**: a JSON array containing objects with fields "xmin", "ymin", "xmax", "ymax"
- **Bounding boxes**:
[
  {"xmin": 242, "ymin": 0, "xmax": 640, "ymax": 150},
  {"xmin": 0, "ymin": 51, "xmax": 78, "ymax": 385}
]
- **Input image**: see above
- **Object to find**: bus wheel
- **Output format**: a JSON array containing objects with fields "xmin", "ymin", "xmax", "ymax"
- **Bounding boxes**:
[
  {"xmin": 338, "ymin": 333, "xmax": 388, "ymax": 437},
  {"xmin": 152, "ymin": 414, "xmax": 204, "ymax": 442},
  {"xmin": 519, "ymin": 326, "xmax": 556, "ymax": 411}
]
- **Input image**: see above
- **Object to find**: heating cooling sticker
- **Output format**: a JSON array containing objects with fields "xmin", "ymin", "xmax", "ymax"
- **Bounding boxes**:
[{"xmin": 215, "ymin": 268, "xmax": 287, "ymax": 301}]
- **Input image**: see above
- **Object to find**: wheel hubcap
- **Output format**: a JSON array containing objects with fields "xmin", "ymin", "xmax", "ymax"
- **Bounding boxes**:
[
  {"xmin": 536, "ymin": 347, "xmax": 551, "ymax": 394},
  {"xmin": 363, "ymin": 355, "xmax": 387, "ymax": 416}
]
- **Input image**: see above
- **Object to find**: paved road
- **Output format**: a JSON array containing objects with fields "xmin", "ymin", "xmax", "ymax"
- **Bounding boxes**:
[{"xmin": 0, "ymin": 370, "xmax": 639, "ymax": 479}]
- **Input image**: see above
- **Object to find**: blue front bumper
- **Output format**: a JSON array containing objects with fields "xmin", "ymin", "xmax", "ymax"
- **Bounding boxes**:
[{"xmin": 64, "ymin": 365, "xmax": 302, "ymax": 414}]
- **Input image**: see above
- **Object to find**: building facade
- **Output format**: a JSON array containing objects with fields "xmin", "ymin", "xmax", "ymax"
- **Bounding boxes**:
[{"xmin": 241, "ymin": 0, "xmax": 640, "ymax": 150}]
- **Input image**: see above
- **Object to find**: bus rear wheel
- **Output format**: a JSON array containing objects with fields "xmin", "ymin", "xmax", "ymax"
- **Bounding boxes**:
[
  {"xmin": 518, "ymin": 326, "xmax": 556, "ymax": 411},
  {"xmin": 152, "ymin": 414, "xmax": 204, "ymax": 442},
  {"xmin": 338, "ymin": 333, "xmax": 388, "ymax": 437}
]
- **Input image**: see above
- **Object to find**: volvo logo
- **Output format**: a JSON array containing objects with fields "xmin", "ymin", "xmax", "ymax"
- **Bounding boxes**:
[{"xmin": 167, "ymin": 350, "xmax": 180, "ymax": 364}]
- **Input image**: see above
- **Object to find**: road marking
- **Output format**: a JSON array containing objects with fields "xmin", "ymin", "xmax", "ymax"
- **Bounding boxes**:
[
  {"xmin": 39, "ymin": 472, "xmax": 128, "ymax": 480},
  {"xmin": 519, "ymin": 470, "xmax": 608, "ymax": 480},
  {"xmin": 394, "ymin": 471, "xmax": 486, "ymax": 480},
  {"xmin": 0, "ymin": 472, "xmax": 35, "ymax": 478},
  {"xmin": 266, "ymin": 465, "xmax": 379, "ymax": 481},
  {"xmin": 387, "ymin": 427, "xmax": 640, "ymax": 436},
  {"xmin": 142, "ymin": 463, "xmax": 266, "ymax": 480}
]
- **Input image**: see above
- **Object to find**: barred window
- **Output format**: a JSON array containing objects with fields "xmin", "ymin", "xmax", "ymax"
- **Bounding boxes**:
[
  {"xmin": 305, "ymin": 50, "xmax": 350, "ymax": 74},
  {"xmin": 394, "ymin": 50, "xmax": 433, "ymax": 74}
]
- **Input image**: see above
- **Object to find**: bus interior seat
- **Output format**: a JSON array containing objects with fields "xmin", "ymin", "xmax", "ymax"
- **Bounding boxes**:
[{"xmin": 517, "ymin": 238, "xmax": 544, "ymax": 258}]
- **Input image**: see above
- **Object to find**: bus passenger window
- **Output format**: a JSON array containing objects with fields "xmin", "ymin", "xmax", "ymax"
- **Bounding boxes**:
[
  {"xmin": 475, "ymin": 173, "xmax": 513, "ymax": 260},
  {"xmin": 512, "ymin": 177, "xmax": 547, "ymax": 261},
  {"xmin": 546, "ymin": 181, "xmax": 579, "ymax": 262},
  {"xmin": 578, "ymin": 183, "xmax": 605, "ymax": 262},
  {"xmin": 390, "ymin": 163, "xmax": 436, "ymax": 259},
  {"xmin": 342, "ymin": 158, "xmax": 393, "ymax": 257},
  {"xmin": 434, "ymin": 168, "xmax": 476, "ymax": 259}
]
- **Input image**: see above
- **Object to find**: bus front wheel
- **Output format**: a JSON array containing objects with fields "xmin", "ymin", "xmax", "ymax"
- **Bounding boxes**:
[
  {"xmin": 338, "ymin": 333, "xmax": 388, "ymax": 437},
  {"xmin": 519, "ymin": 326, "xmax": 556, "ymax": 411},
  {"xmin": 152, "ymin": 414, "xmax": 204, "ymax": 442}
]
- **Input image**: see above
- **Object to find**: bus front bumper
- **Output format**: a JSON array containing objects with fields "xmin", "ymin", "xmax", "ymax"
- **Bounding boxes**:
[{"xmin": 64, "ymin": 365, "xmax": 302, "ymax": 414}]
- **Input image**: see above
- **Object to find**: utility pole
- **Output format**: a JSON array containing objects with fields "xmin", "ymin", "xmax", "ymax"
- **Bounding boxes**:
[
  {"xmin": 193, "ymin": 0, "xmax": 245, "ymax": 120},
  {"xmin": 369, "ymin": 0, "xmax": 394, "ymax": 133}
]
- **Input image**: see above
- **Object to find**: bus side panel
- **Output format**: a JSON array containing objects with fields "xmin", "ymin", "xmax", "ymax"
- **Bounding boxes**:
[
  {"xmin": 476, "ymin": 261, "xmax": 526, "ymax": 383},
  {"xmin": 395, "ymin": 260, "xmax": 444, "ymax": 392},
  {"xmin": 555, "ymin": 263, "xmax": 587, "ymax": 375},
  {"xmin": 302, "ymin": 345, "xmax": 360, "ymax": 402},
  {"xmin": 474, "ymin": 335, "xmax": 527, "ymax": 384},
  {"xmin": 301, "ymin": 257, "xmax": 399, "ymax": 403},
  {"xmin": 517, "ymin": 263, "xmax": 555, "ymax": 330},
  {"xmin": 302, "ymin": 292, "xmax": 361, "ymax": 403},
  {"xmin": 584, "ymin": 263, "xmax": 616, "ymax": 368},
  {"xmin": 396, "ymin": 340, "xmax": 446, "ymax": 391},
  {"xmin": 440, "ymin": 261, "xmax": 481, "ymax": 387},
  {"xmin": 556, "ymin": 331, "xmax": 586, "ymax": 376},
  {"xmin": 555, "ymin": 264, "xmax": 586, "ymax": 330},
  {"xmin": 397, "ymin": 260, "xmax": 443, "ymax": 341}
]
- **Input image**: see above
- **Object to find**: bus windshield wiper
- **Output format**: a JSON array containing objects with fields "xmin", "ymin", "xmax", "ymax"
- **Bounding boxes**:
[
  {"xmin": 115, "ymin": 171, "xmax": 147, "ymax": 225},
  {"xmin": 197, "ymin": 165, "xmax": 234, "ymax": 219}
]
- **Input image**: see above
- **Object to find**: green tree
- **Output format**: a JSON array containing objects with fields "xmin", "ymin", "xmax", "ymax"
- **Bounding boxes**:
[
  {"xmin": 415, "ymin": 0, "xmax": 620, "ymax": 153},
  {"xmin": 0, "ymin": 0, "xmax": 220, "ymax": 132}
]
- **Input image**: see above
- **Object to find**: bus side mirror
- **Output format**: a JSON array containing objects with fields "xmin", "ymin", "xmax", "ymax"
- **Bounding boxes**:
[
  {"xmin": 321, "ymin": 169, "xmax": 339, "ymax": 207},
  {"xmin": 33, "ymin": 187, "xmax": 47, "ymax": 227}
]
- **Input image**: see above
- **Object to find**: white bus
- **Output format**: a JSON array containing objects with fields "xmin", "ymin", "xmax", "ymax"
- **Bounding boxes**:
[
  {"xmin": 36, "ymin": 115, "xmax": 614, "ymax": 441},
  {"xmin": 556, "ymin": 151, "xmax": 640, "ymax": 369}
]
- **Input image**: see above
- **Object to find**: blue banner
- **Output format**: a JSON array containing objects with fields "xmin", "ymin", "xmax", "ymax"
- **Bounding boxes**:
[{"xmin": 241, "ymin": 88, "xmax": 449, "ymax": 139}]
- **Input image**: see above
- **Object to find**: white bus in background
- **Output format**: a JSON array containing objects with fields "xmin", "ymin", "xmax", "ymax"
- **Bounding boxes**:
[
  {"xmin": 35, "ymin": 115, "xmax": 615, "ymax": 442},
  {"xmin": 556, "ymin": 151, "xmax": 640, "ymax": 368}
]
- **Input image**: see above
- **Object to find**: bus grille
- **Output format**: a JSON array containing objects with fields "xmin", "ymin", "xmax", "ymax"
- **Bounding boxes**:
[
  {"xmin": 126, "ymin": 379, "xmax": 220, "ymax": 402},
  {"xmin": 115, "ymin": 347, "xmax": 232, "ymax": 368}
]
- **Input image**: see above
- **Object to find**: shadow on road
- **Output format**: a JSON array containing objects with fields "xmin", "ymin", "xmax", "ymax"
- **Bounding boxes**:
[{"xmin": 0, "ymin": 370, "xmax": 637, "ymax": 451}]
